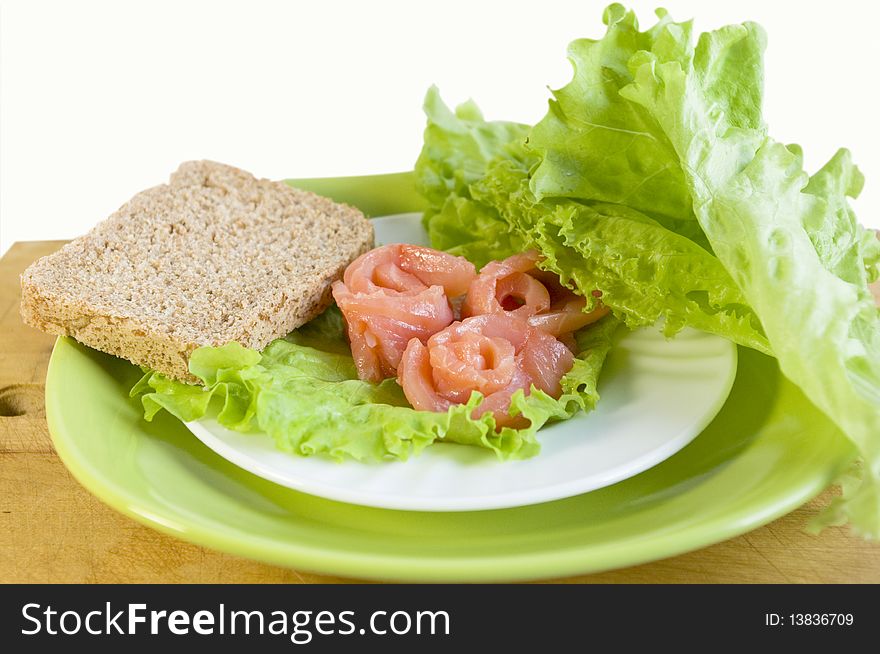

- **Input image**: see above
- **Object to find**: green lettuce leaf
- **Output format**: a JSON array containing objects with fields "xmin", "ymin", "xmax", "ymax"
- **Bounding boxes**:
[
  {"xmin": 472, "ymin": 161, "xmax": 769, "ymax": 352},
  {"xmin": 415, "ymin": 86, "xmax": 532, "ymax": 267},
  {"xmin": 132, "ymin": 306, "xmax": 621, "ymax": 462},
  {"xmin": 527, "ymin": 4, "xmax": 880, "ymax": 536},
  {"xmin": 527, "ymin": 5, "xmax": 703, "ymax": 242},
  {"xmin": 415, "ymin": 89, "xmax": 769, "ymax": 352},
  {"xmin": 415, "ymin": 85, "xmax": 533, "ymax": 215}
]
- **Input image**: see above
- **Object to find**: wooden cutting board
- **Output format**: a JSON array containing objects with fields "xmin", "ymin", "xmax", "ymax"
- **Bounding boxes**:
[{"xmin": 2, "ymin": 241, "xmax": 878, "ymax": 583}]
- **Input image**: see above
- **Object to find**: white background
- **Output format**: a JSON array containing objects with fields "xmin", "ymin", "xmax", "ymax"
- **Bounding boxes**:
[{"xmin": 1, "ymin": 0, "xmax": 878, "ymax": 255}]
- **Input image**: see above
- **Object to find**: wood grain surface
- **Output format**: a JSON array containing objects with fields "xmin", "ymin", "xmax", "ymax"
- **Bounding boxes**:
[{"xmin": 1, "ymin": 241, "xmax": 878, "ymax": 584}]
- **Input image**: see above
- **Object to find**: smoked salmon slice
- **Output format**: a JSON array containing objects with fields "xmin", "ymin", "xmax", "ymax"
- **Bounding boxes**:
[
  {"xmin": 332, "ymin": 244, "xmax": 476, "ymax": 382},
  {"xmin": 463, "ymin": 250, "xmax": 608, "ymax": 338},
  {"xmin": 398, "ymin": 314, "xmax": 574, "ymax": 429}
]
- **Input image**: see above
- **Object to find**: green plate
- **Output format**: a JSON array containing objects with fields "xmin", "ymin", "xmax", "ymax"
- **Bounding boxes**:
[{"xmin": 45, "ymin": 172, "xmax": 855, "ymax": 582}]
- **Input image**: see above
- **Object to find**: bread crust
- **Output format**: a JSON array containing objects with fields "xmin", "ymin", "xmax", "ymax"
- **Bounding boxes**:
[{"xmin": 20, "ymin": 161, "xmax": 375, "ymax": 383}]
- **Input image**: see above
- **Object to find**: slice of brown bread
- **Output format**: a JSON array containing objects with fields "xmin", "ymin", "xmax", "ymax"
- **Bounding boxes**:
[{"xmin": 20, "ymin": 160, "xmax": 374, "ymax": 383}]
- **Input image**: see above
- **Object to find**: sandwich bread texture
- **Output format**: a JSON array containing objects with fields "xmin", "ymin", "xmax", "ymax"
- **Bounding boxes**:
[{"xmin": 20, "ymin": 160, "xmax": 374, "ymax": 382}]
